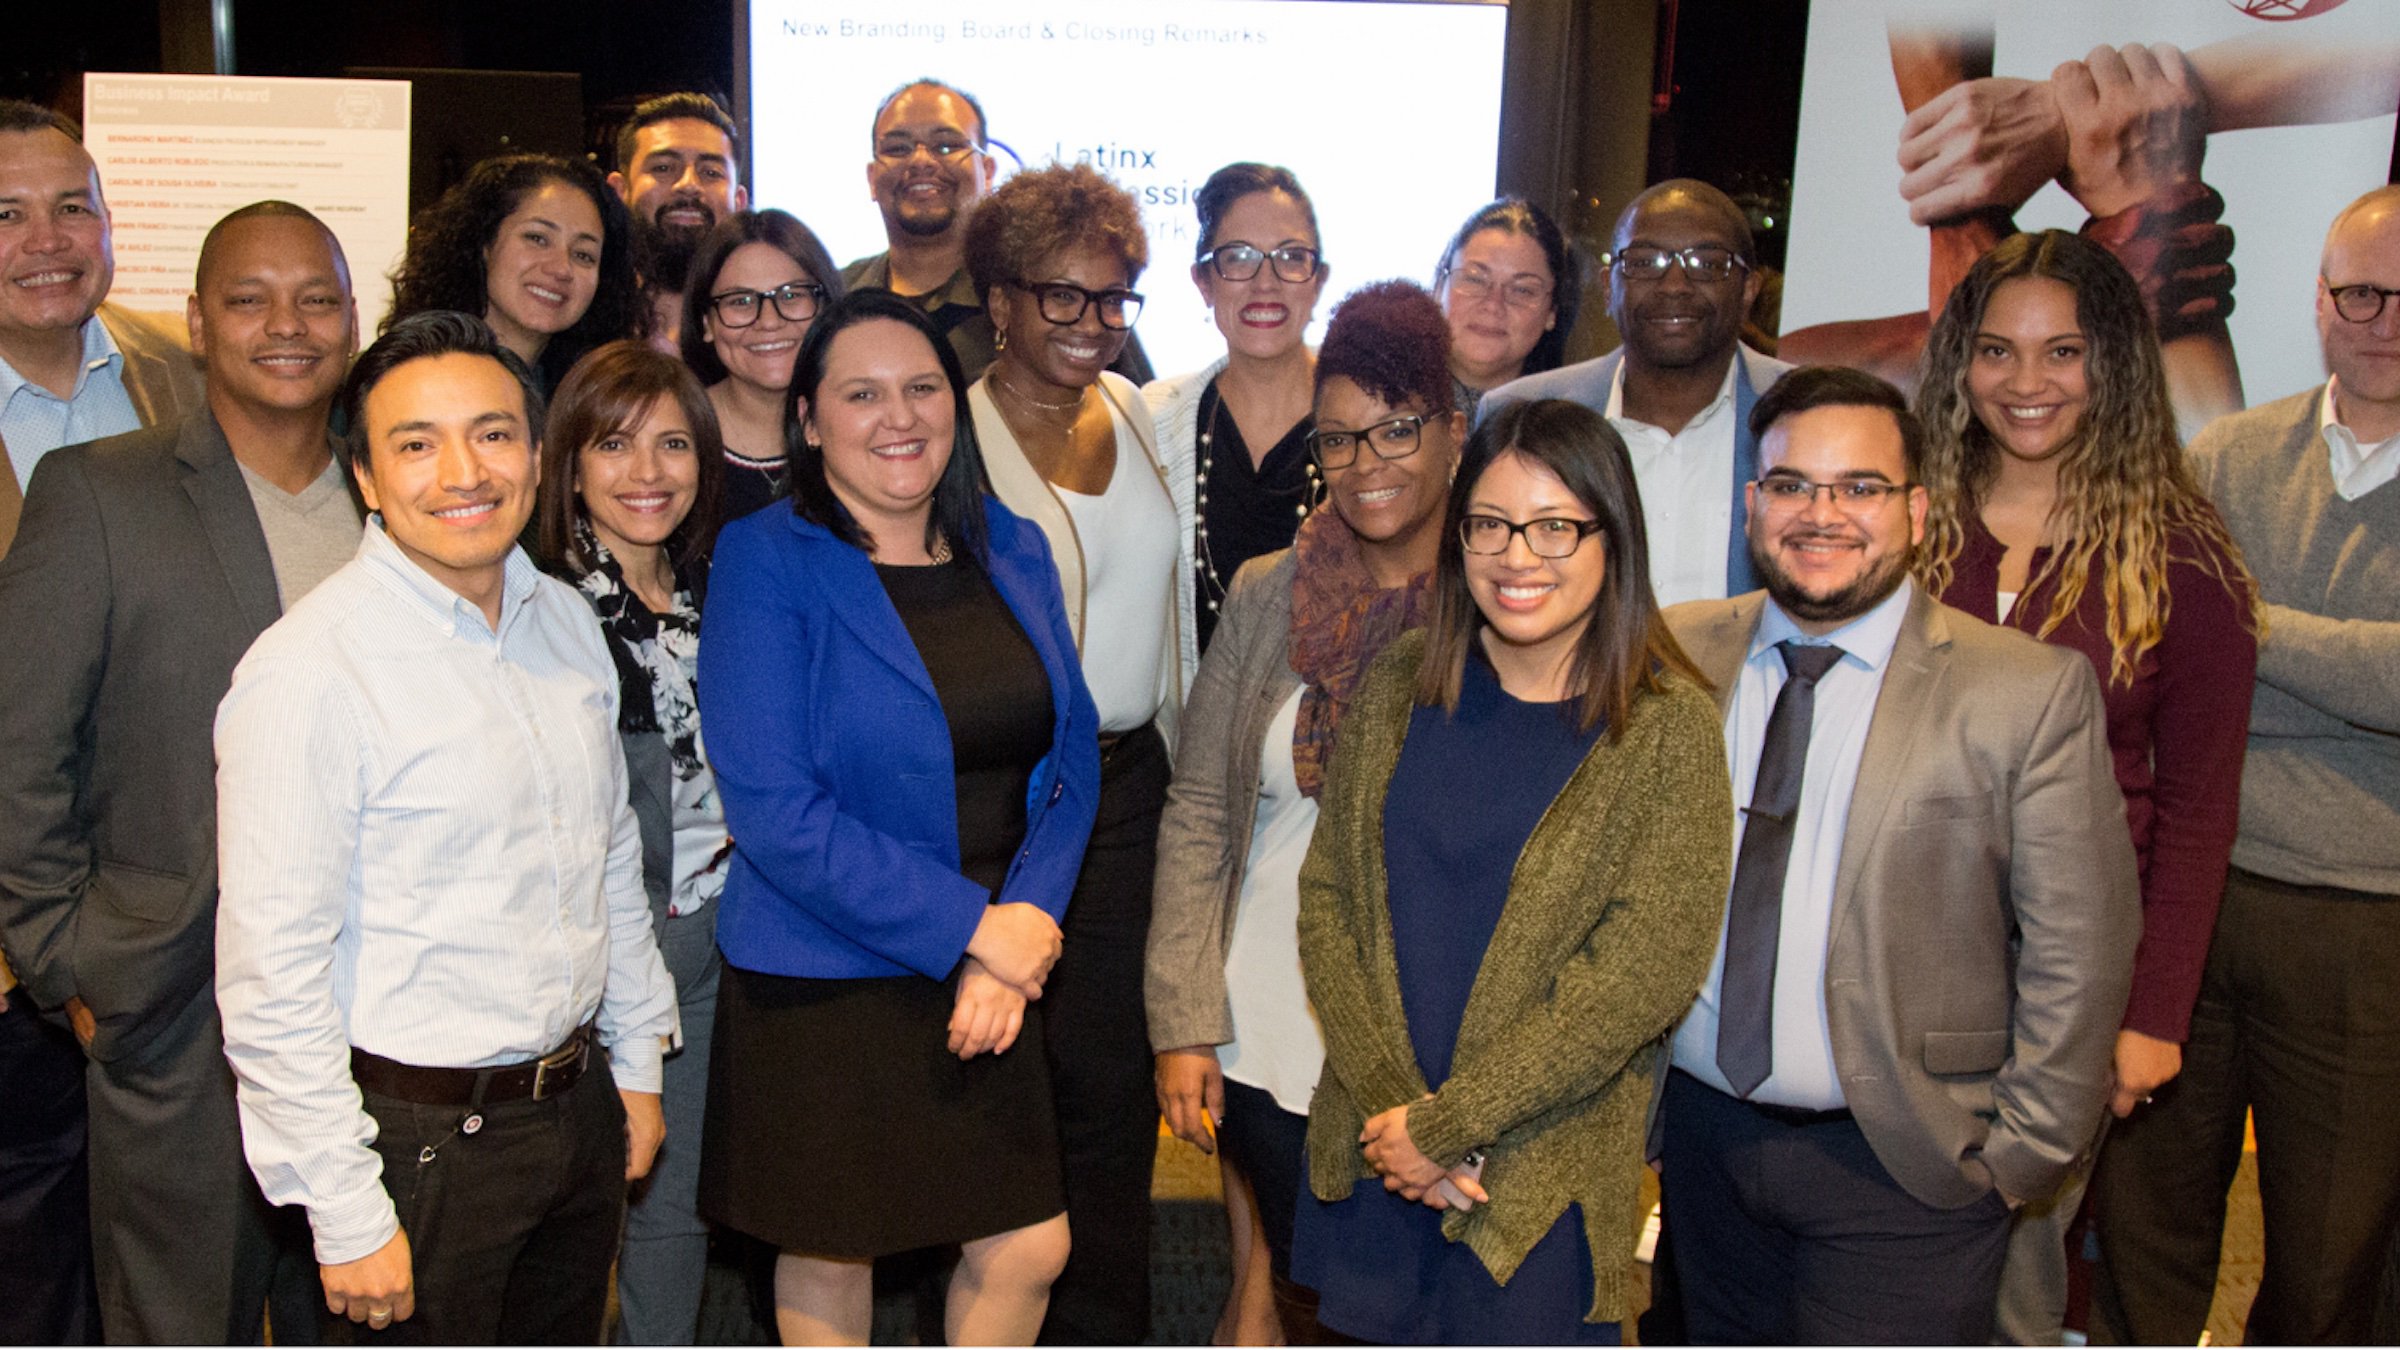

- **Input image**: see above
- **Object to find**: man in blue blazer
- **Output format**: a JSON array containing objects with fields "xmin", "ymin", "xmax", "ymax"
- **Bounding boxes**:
[{"xmin": 1480, "ymin": 179, "xmax": 1791, "ymax": 608}]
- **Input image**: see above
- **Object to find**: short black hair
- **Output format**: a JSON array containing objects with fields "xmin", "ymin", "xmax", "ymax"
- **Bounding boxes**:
[
  {"xmin": 870, "ymin": 79, "xmax": 988, "ymax": 147},
  {"xmin": 197, "ymin": 201, "xmax": 347, "ymax": 292},
  {"xmin": 0, "ymin": 98, "xmax": 79, "ymax": 140},
  {"xmin": 338, "ymin": 310, "xmax": 545, "ymax": 474},
  {"xmin": 614, "ymin": 92, "xmax": 739, "ymax": 175},
  {"xmin": 1748, "ymin": 364, "xmax": 1923, "ymax": 480},
  {"xmin": 1193, "ymin": 162, "xmax": 1318, "ymax": 262}
]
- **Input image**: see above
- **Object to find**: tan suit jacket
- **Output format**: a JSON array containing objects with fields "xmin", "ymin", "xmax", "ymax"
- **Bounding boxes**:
[
  {"xmin": 0, "ymin": 304, "xmax": 202, "ymax": 560},
  {"xmin": 1664, "ymin": 586, "xmax": 2141, "ymax": 1208}
]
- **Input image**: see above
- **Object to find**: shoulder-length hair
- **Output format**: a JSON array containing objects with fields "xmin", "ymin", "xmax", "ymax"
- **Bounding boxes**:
[
  {"xmin": 1913, "ymin": 229, "xmax": 2262, "ymax": 685},
  {"xmin": 1436, "ymin": 197, "xmax": 1583, "ymax": 377},
  {"xmin": 677, "ymin": 208, "xmax": 845, "ymax": 386},
  {"xmin": 784, "ymin": 287, "xmax": 990, "ymax": 564},
  {"xmin": 384, "ymin": 153, "xmax": 639, "ymax": 389},
  {"xmin": 535, "ymin": 340, "xmax": 725, "ymax": 581},
  {"xmin": 1414, "ymin": 399, "xmax": 1707, "ymax": 736}
]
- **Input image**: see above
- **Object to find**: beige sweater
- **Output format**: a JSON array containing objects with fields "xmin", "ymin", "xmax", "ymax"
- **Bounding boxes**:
[{"xmin": 1297, "ymin": 630, "xmax": 1734, "ymax": 1323}]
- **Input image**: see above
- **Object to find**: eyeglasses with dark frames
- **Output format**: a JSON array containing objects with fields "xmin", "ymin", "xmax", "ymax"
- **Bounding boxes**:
[
  {"xmin": 2325, "ymin": 279, "xmax": 2400, "ymax": 324},
  {"xmin": 1752, "ymin": 474, "xmax": 1914, "ymax": 516},
  {"xmin": 1198, "ymin": 242, "xmax": 1323, "ymax": 283},
  {"xmin": 1306, "ymin": 415, "xmax": 1426, "ymax": 470},
  {"xmin": 1603, "ymin": 245, "xmax": 1750, "ymax": 284},
  {"xmin": 1009, "ymin": 279, "xmax": 1144, "ymax": 330},
  {"xmin": 709, "ymin": 281, "xmax": 827, "ymax": 328},
  {"xmin": 1458, "ymin": 514, "xmax": 1603, "ymax": 558}
]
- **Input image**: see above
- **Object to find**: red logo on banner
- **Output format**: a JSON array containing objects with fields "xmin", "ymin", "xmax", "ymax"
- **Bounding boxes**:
[{"xmin": 2230, "ymin": 0, "xmax": 2352, "ymax": 18}]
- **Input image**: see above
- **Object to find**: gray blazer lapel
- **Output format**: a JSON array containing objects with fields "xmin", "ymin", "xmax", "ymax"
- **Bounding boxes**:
[
  {"xmin": 1827, "ymin": 589, "xmax": 1952, "ymax": 938},
  {"xmin": 175, "ymin": 415, "xmax": 281, "ymax": 636}
]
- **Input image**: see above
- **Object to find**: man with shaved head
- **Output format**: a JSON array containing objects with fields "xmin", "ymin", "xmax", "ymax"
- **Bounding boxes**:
[
  {"xmin": 2088, "ymin": 183, "xmax": 2400, "ymax": 1347},
  {"xmin": 0, "ymin": 198, "xmax": 356, "ymax": 1342},
  {"xmin": 1480, "ymin": 178, "xmax": 1790, "ymax": 607}
]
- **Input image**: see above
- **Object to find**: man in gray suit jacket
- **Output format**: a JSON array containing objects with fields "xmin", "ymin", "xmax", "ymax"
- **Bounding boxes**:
[
  {"xmin": 1655, "ymin": 367, "xmax": 2138, "ymax": 1343},
  {"xmin": 1480, "ymin": 179, "xmax": 1791, "ymax": 607},
  {"xmin": 0, "ymin": 202, "xmax": 359, "ymax": 1342}
]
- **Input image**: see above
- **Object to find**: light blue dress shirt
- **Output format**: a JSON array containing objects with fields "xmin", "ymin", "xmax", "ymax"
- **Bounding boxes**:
[
  {"xmin": 0, "ymin": 317, "xmax": 140, "ymax": 490},
  {"xmin": 214, "ymin": 517, "xmax": 677, "ymax": 1264},
  {"xmin": 1672, "ymin": 580, "xmax": 1915, "ymax": 1109}
]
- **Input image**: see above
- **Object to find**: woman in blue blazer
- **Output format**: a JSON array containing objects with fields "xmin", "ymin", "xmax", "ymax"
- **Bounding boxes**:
[{"xmin": 695, "ymin": 289, "xmax": 1101, "ymax": 1345}]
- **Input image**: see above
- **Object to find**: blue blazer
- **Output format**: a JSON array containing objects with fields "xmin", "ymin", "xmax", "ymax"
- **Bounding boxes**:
[{"xmin": 698, "ymin": 496, "xmax": 1102, "ymax": 981}]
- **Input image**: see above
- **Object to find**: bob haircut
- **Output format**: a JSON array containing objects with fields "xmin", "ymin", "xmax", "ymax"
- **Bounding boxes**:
[
  {"xmin": 1436, "ymin": 197, "xmax": 1583, "ymax": 378},
  {"xmin": 384, "ymin": 153, "xmax": 639, "ymax": 388},
  {"xmin": 536, "ymin": 340, "xmax": 726, "ymax": 581},
  {"xmin": 1414, "ymin": 398, "xmax": 1708, "ymax": 736},
  {"xmin": 337, "ymin": 310, "xmax": 544, "ymax": 476},
  {"xmin": 784, "ymin": 287, "xmax": 991, "ymax": 565},
  {"xmin": 679, "ymin": 208, "xmax": 846, "ymax": 385},
  {"xmin": 963, "ymin": 162, "xmax": 1149, "ymax": 304},
  {"xmin": 1192, "ymin": 162, "xmax": 1320, "ymax": 261}
]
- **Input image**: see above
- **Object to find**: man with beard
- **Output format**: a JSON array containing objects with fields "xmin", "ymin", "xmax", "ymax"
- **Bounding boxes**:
[
  {"xmin": 1480, "ymin": 179, "xmax": 1788, "ymax": 607},
  {"xmin": 1653, "ymin": 366, "xmax": 2137, "ymax": 1343},
  {"xmin": 0, "ymin": 200, "xmax": 356, "ymax": 1343},
  {"xmin": 841, "ymin": 79, "xmax": 1149, "ymax": 385},
  {"xmin": 609, "ymin": 93, "xmax": 747, "ymax": 356}
]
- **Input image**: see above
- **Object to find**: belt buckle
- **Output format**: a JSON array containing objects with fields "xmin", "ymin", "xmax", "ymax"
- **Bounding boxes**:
[{"xmin": 530, "ymin": 1035, "xmax": 586, "ymax": 1102}]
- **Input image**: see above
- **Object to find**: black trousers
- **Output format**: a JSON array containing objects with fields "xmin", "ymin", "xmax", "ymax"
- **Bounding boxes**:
[
  {"xmin": 1036, "ymin": 724, "xmax": 1169, "ymax": 1345},
  {"xmin": 327, "ymin": 1056, "xmax": 628, "ymax": 1345},
  {"xmin": 0, "ymin": 992, "xmax": 99, "ymax": 1344},
  {"xmin": 2090, "ymin": 867, "xmax": 2400, "ymax": 1345},
  {"xmin": 1660, "ymin": 1070, "xmax": 2012, "ymax": 1345}
]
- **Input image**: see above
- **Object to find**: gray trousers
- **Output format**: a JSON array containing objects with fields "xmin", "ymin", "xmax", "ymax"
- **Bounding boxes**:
[
  {"xmin": 88, "ymin": 981, "xmax": 316, "ymax": 1344},
  {"xmin": 613, "ymin": 903, "xmax": 721, "ymax": 1346}
]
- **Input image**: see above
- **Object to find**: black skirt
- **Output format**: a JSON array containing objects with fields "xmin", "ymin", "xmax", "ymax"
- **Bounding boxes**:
[{"xmin": 698, "ymin": 962, "xmax": 1066, "ymax": 1257}]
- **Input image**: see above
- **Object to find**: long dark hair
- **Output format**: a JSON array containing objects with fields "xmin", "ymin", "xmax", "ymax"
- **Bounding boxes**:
[
  {"xmin": 385, "ymin": 153, "xmax": 638, "ymax": 389},
  {"xmin": 1414, "ymin": 398, "xmax": 1706, "ymax": 736},
  {"xmin": 678, "ymin": 208, "xmax": 846, "ymax": 386},
  {"xmin": 536, "ymin": 340, "xmax": 725, "ymax": 581},
  {"xmin": 1435, "ymin": 197, "xmax": 1582, "ymax": 377},
  {"xmin": 784, "ymin": 288, "xmax": 990, "ymax": 564}
]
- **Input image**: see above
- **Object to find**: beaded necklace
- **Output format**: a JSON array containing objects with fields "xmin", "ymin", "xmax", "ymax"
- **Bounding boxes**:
[{"xmin": 1194, "ymin": 378, "xmax": 1319, "ymax": 618}]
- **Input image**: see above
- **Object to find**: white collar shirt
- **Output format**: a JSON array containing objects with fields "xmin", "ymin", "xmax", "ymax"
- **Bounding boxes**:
[
  {"xmin": 1605, "ymin": 354, "xmax": 1741, "ymax": 608},
  {"xmin": 2320, "ymin": 377, "xmax": 2400, "ymax": 501},
  {"xmin": 214, "ymin": 516, "xmax": 676, "ymax": 1265},
  {"xmin": 0, "ymin": 316, "xmax": 141, "ymax": 490}
]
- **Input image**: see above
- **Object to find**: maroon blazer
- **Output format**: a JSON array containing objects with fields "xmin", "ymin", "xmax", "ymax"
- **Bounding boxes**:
[{"xmin": 1942, "ymin": 513, "xmax": 2256, "ymax": 1042}]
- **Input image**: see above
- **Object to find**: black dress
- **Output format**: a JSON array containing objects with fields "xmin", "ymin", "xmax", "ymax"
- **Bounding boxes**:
[{"xmin": 699, "ymin": 552, "xmax": 1065, "ymax": 1257}]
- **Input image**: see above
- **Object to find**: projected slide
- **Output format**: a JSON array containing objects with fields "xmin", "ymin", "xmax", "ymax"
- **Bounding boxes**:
[{"xmin": 745, "ymin": 0, "xmax": 1509, "ymax": 377}]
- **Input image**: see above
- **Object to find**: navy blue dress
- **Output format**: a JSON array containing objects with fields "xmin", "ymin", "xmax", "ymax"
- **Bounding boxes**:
[{"xmin": 1291, "ymin": 652, "xmax": 1619, "ymax": 1345}]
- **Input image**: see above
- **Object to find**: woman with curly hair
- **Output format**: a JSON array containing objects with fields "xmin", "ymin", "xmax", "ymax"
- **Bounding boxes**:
[
  {"xmin": 386, "ymin": 153, "xmax": 639, "ymax": 389},
  {"xmin": 1144, "ymin": 163, "xmax": 1330, "ymax": 678},
  {"xmin": 1148, "ymin": 280, "xmax": 1458, "ymax": 1345},
  {"xmin": 678, "ymin": 208, "xmax": 844, "ymax": 521},
  {"xmin": 1434, "ymin": 198, "xmax": 1581, "ymax": 419},
  {"xmin": 963, "ymin": 161, "xmax": 1178, "ymax": 1344},
  {"xmin": 1910, "ymin": 228, "xmax": 2263, "ymax": 1345}
]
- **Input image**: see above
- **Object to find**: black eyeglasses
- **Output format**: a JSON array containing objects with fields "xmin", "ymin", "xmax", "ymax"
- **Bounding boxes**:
[
  {"xmin": 1010, "ymin": 279, "xmax": 1144, "ymax": 330},
  {"xmin": 1306, "ymin": 415, "xmax": 1426, "ymax": 470},
  {"xmin": 872, "ymin": 135, "xmax": 983, "ymax": 165},
  {"xmin": 1753, "ymin": 475, "xmax": 1913, "ymax": 516},
  {"xmin": 709, "ymin": 281, "xmax": 826, "ymax": 328},
  {"xmin": 1198, "ymin": 242, "xmax": 1323, "ymax": 283},
  {"xmin": 2326, "ymin": 279, "xmax": 2400, "ymax": 324},
  {"xmin": 1604, "ymin": 245, "xmax": 1749, "ymax": 284},
  {"xmin": 1459, "ymin": 514, "xmax": 1602, "ymax": 558}
]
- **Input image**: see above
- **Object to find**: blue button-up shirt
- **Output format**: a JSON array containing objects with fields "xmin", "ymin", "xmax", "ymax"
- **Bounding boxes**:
[{"xmin": 0, "ymin": 317, "xmax": 140, "ymax": 490}]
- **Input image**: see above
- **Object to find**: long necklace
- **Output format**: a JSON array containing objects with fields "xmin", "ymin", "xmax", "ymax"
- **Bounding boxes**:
[{"xmin": 1194, "ymin": 380, "xmax": 1319, "ymax": 618}]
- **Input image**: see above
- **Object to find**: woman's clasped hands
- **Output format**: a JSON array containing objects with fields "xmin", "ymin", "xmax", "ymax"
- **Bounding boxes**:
[
  {"xmin": 948, "ymin": 901, "xmax": 1063, "ymax": 1060},
  {"xmin": 1360, "ymin": 1099, "xmax": 1489, "ymax": 1213}
]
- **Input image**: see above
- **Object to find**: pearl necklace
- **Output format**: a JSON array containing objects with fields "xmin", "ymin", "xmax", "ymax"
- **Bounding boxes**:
[{"xmin": 1194, "ymin": 381, "xmax": 1319, "ymax": 616}]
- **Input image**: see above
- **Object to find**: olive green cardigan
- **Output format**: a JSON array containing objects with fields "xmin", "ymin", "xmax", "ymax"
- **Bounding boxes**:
[{"xmin": 1296, "ymin": 630, "xmax": 1734, "ymax": 1324}]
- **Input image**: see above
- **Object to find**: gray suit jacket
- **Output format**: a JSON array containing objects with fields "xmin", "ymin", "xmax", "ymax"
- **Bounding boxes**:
[
  {"xmin": 1663, "ymin": 587, "xmax": 2141, "ymax": 1208},
  {"xmin": 0, "ymin": 410, "xmax": 281, "ymax": 1061},
  {"xmin": 0, "ymin": 304, "xmax": 206, "ymax": 560}
]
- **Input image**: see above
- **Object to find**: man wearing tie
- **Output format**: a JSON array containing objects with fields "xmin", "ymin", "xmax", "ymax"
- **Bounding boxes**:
[{"xmin": 1658, "ymin": 365, "xmax": 2139, "ymax": 1343}]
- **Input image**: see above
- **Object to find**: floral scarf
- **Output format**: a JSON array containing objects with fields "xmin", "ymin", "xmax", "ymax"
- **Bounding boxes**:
[
  {"xmin": 573, "ymin": 522, "xmax": 705, "ymax": 780},
  {"xmin": 1288, "ymin": 506, "xmax": 1433, "ymax": 797}
]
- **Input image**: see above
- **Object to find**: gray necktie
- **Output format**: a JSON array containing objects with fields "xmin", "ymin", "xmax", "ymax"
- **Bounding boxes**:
[{"xmin": 1717, "ymin": 640, "xmax": 1845, "ymax": 1099}]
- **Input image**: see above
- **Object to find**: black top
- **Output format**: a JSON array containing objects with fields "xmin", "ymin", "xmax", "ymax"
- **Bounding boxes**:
[
  {"xmin": 875, "ymin": 553, "xmax": 1055, "ymax": 891},
  {"xmin": 1194, "ymin": 377, "xmax": 1314, "ymax": 654},
  {"xmin": 720, "ymin": 448, "xmax": 787, "ymax": 526}
]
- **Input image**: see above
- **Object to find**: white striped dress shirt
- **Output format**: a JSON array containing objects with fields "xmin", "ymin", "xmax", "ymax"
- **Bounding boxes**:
[{"xmin": 215, "ymin": 517, "xmax": 676, "ymax": 1265}]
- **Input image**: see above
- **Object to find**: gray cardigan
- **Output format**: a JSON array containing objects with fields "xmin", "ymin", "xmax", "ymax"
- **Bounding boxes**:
[{"xmin": 1145, "ymin": 548, "xmax": 1302, "ymax": 1052}]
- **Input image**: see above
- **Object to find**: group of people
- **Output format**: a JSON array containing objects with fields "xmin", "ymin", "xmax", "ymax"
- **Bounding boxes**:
[{"xmin": 0, "ymin": 67, "xmax": 2392, "ymax": 1350}]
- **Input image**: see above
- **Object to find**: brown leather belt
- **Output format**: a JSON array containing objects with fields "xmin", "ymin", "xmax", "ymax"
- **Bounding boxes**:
[{"xmin": 350, "ymin": 1022, "xmax": 596, "ymax": 1106}]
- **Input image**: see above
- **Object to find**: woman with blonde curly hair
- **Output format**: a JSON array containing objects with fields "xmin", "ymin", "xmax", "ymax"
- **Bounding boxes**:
[
  {"xmin": 1911, "ymin": 228, "xmax": 2262, "ymax": 1345},
  {"xmin": 963, "ymin": 162, "xmax": 1180, "ymax": 1343}
]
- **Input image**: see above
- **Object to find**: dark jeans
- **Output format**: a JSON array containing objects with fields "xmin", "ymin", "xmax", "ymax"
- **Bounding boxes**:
[
  {"xmin": 1661, "ymin": 1070, "xmax": 2012, "ymax": 1344},
  {"xmin": 0, "ymin": 991, "xmax": 99, "ymax": 1344},
  {"xmin": 1037, "ymin": 724, "xmax": 1169, "ymax": 1346},
  {"xmin": 327, "ymin": 1056, "xmax": 628, "ymax": 1345},
  {"xmin": 2090, "ymin": 867, "xmax": 2400, "ymax": 1345}
]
